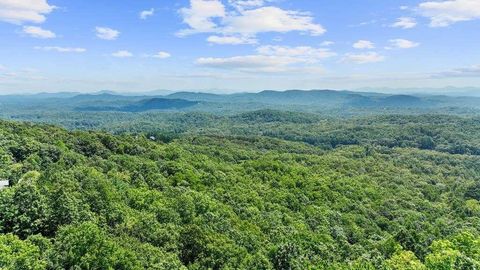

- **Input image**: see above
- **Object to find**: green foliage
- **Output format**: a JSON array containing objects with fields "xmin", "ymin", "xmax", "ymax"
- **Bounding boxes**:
[
  {"xmin": 386, "ymin": 251, "xmax": 426, "ymax": 270},
  {"xmin": 466, "ymin": 181, "xmax": 480, "ymax": 201},
  {"xmin": 0, "ymin": 233, "xmax": 47, "ymax": 270},
  {"xmin": 425, "ymin": 232, "xmax": 480, "ymax": 269},
  {"xmin": 1, "ymin": 113, "xmax": 480, "ymax": 268},
  {"xmin": 0, "ymin": 174, "xmax": 49, "ymax": 238},
  {"xmin": 49, "ymin": 222, "xmax": 141, "ymax": 270}
]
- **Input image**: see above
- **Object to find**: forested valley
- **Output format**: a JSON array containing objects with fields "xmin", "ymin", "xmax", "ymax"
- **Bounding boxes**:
[{"xmin": 1, "ymin": 92, "xmax": 480, "ymax": 269}]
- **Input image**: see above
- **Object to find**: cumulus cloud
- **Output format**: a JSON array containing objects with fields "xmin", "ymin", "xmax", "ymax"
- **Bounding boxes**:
[
  {"xmin": 222, "ymin": 7, "xmax": 326, "ymax": 36},
  {"xmin": 112, "ymin": 50, "xmax": 133, "ymax": 58},
  {"xmin": 418, "ymin": 0, "xmax": 480, "ymax": 27},
  {"xmin": 22, "ymin": 26, "xmax": 55, "ymax": 38},
  {"xmin": 34, "ymin": 46, "xmax": 86, "ymax": 53},
  {"xmin": 95, "ymin": 27, "xmax": 120, "ymax": 40},
  {"xmin": 0, "ymin": 0, "xmax": 55, "ymax": 24},
  {"xmin": 178, "ymin": 0, "xmax": 226, "ymax": 35},
  {"xmin": 140, "ymin": 8, "xmax": 154, "ymax": 19},
  {"xmin": 196, "ymin": 45, "xmax": 335, "ymax": 72},
  {"xmin": 178, "ymin": 0, "xmax": 326, "ymax": 42},
  {"xmin": 391, "ymin": 17, "xmax": 417, "ymax": 29},
  {"xmin": 207, "ymin": 35, "xmax": 257, "ymax": 45},
  {"xmin": 343, "ymin": 52, "xmax": 385, "ymax": 64},
  {"xmin": 387, "ymin": 39, "xmax": 420, "ymax": 49},
  {"xmin": 353, "ymin": 40, "xmax": 375, "ymax": 49}
]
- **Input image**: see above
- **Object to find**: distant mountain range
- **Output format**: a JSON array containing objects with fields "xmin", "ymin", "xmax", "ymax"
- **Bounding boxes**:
[
  {"xmin": 357, "ymin": 87, "xmax": 480, "ymax": 97},
  {"xmin": 164, "ymin": 90, "xmax": 479, "ymax": 109},
  {"xmin": 76, "ymin": 98, "xmax": 198, "ymax": 112},
  {"xmin": 2, "ymin": 89, "xmax": 480, "ymax": 112}
]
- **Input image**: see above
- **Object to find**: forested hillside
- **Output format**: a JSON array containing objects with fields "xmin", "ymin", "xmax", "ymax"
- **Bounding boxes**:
[
  {"xmin": 1, "ymin": 115, "xmax": 480, "ymax": 269},
  {"xmin": 1, "ymin": 0, "xmax": 479, "ymax": 267}
]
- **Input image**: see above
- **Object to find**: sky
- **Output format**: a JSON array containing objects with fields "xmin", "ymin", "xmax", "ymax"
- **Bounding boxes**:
[{"xmin": 0, "ymin": 0, "xmax": 479, "ymax": 94}]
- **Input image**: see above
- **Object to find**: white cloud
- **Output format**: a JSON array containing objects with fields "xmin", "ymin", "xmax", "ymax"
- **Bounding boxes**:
[
  {"xmin": 349, "ymin": 20, "xmax": 377, "ymax": 27},
  {"xmin": 178, "ymin": 0, "xmax": 326, "ymax": 40},
  {"xmin": 112, "ymin": 50, "xmax": 133, "ymax": 58},
  {"xmin": 256, "ymin": 45, "xmax": 336, "ymax": 59},
  {"xmin": 229, "ymin": 0, "xmax": 265, "ymax": 10},
  {"xmin": 320, "ymin": 41, "xmax": 334, "ymax": 46},
  {"xmin": 400, "ymin": 6, "xmax": 409, "ymax": 10},
  {"xmin": 353, "ymin": 40, "xmax": 375, "ymax": 49},
  {"xmin": 195, "ymin": 55, "xmax": 327, "ymax": 74},
  {"xmin": 34, "ymin": 46, "xmax": 86, "ymax": 53},
  {"xmin": 196, "ymin": 55, "xmax": 305, "ymax": 72},
  {"xmin": 151, "ymin": 51, "xmax": 171, "ymax": 59},
  {"xmin": 95, "ymin": 27, "xmax": 120, "ymax": 40},
  {"xmin": 196, "ymin": 45, "xmax": 335, "ymax": 72},
  {"xmin": 343, "ymin": 52, "xmax": 385, "ymax": 64},
  {"xmin": 0, "ymin": 71, "xmax": 18, "ymax": 78},
  {"xmin": 22, "ymin": 26, "xmax": 55, "ymax": 38},
  {"xmin": 222, "ymin": 7, "xmax": 326, "ymax": 36},
  {"xmin": 178, "ymin": 0, "xmax": 226, "ymax": 35},
  {"xmin": 0, "ymin": 67, "xmax": 45, "ymax": 82},
  {"xmin": 432, "ymin": 64, "xmax": 480, "ymax": 77},
  {"xmin": 207, "ymin": 35, "xmax": 257, "ymax": 44},
  {"xmin": 418, "ymin": 0, "xmax": 480, "ymax": 27},
  {"xmin": 0, "ymin": 0, "xmax": 55, "ymax": 24},
  {"xmin": 140, "ymin": 8, "xmax": 154, "ymax": 19},
  {"xmin": 391, "ymin": 17, "xmax": 417, "ymax": 29},
  {"xmin": 388, "ymin": 39, "xmax": 420, "ymax": 49}
]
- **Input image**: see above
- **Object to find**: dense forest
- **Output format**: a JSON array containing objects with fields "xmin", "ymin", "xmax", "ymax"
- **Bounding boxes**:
[
  {"xmin": 1, "ymin": 91, "xmax": 480, "ymax": 269},
  {"xmin": 1, "ymin": 0, "xmax": 478, "ymax": 266},
  {"xmin": 1, "ymin": 108, "xmax": 480, "ymax": 269}
]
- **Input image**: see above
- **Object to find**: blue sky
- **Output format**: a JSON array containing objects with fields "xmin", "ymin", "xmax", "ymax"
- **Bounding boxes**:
[{"xmin": 0, "ymin": 0, "xmax": 479, "ymax": 93}]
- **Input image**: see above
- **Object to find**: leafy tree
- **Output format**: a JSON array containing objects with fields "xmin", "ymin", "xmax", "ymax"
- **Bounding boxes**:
[
  {"xmin": 425, "ymin": 232, "xmax": 480, "ymax": 269},
  {"xmin": 271, "ymin": 243, "xmax": 306, "ymax": 270},
  {"xmin": 419, "ymin": 136, "xmax": 435, "ymax": 150},
  {"xmin": 466, "ymin": 181, "xmax": 480, "ymax": 201},
  {"xmin": 0, "ymin": 233, "xmax": 47, "ymax": 270},
  {"xmin": 49, "ymin": 222, "xmax": 141, "ymax": 270},
  {"xmin": 1, "ymin": 172, "xmax": 49, "ymax": 238},
  {"xmin": 385, "ymin": 250, "xmax": 426, "ymax": 270}
]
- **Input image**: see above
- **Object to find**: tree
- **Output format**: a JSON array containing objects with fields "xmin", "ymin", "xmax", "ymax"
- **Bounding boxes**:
[
  {"xmin": 385, "ymin": 250, "xmax": 426, "ymax": 270},
  {"xmin": 418, "ymin": 136, "xmax": 435, "ymax": 150},
  {"xmin": 425, "ymin": 240, "xmax": 461, "ymax": 269},
  {"xmin": 8, "ymin": 172, "xmax": 49, "ymax": 238},
  {"xmin": 466, "ymin": 181, "xmax": 480, "ymax": 201},
  {"xmin": 425, "ymin": 232, "xmax": 480, "ymax": 269},
  {"xmin": 0, "ymin": 233, "xmax": 47, "ymax": 270},
  {"xmin": 49, "ymin": 222, "xmax": 141, "ymax": 270},
  {"xmin": 271, "ymin": 243, "xmax": 306, "ymax": 270}
]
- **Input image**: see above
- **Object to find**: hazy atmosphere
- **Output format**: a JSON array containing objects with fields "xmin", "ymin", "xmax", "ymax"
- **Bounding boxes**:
[
  {"xmin": 2, "ymin": 1, "xmax": 480, "ymax": 270},
  {"xmin": 1, "ymin": 0, "xmax": 480, "ymax": 93}
]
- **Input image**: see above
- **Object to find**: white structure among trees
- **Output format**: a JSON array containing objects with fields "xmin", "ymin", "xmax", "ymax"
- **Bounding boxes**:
[{"xmin": 0, "ymin": 180, "xmax": 9, "ymax": 189}]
